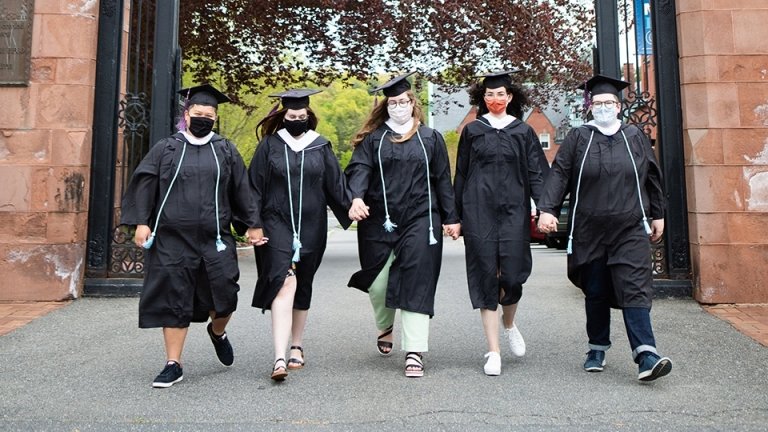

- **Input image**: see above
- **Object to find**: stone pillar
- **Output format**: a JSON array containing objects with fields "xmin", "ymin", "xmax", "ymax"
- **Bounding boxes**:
[
  {"xmin": 677, "ymin": 0, "xmax": 768, "ymax": 303},
  {"xmin": 0, "ymin": 2, "xmax": 99, "ymax": 300}
]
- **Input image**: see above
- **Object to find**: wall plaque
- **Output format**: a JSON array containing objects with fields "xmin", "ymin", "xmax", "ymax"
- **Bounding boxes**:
[{"xmin": 0, "ymin": 0, "xmax": 34, "ymax": 86}]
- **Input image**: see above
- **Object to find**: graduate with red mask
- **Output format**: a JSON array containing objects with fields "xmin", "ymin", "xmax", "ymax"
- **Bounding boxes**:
[{"xmin": 453, "ymin": 70, "xmax": 550, "ymax": 376}]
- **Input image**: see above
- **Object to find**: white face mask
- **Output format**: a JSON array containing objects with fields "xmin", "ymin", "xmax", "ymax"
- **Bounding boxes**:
[
  {"xmin": 591, "ymin": 105, "xmax": 618, "ymax": 127},
  {"xmin": 387, "ymin": 103, "xmax": 413, "ymax": 125}
]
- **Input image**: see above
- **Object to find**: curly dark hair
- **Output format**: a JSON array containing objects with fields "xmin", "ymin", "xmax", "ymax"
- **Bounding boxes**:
[{"xmin": 467, "ymin": 82, "xmax": 529, "ymax": 119}]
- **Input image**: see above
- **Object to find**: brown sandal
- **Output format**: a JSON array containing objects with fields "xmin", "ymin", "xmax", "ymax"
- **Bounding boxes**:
[
  {"xmin": 287, "ymin": 346, "xmax": 305, "ymax": 370},
  {"xmin": 271, "ymin": 358, "xmax": 288, "ymax": 381}
]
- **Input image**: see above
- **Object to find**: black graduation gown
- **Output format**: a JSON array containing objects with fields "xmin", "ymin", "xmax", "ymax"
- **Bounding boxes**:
[
  {"xmin": 249, "ymin": 133, "xmax": 351, "ymax": 311},
  {"xmin": 454, "ymin": 117, "xmax": 549, "ymax": 309},
  {"xmin": 537, "ymin": 124, "xmax": 665, "ymax": 308},
  {"xmin": 121, "ymin": 133, "xmax": 258, "ymax": 328},
  {"xmin": 345, "ymin": 124, "xmax": 458, "ymax": 317}
]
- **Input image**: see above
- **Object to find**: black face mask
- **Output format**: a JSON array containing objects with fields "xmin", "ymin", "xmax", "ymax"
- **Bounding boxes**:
[
  {"xmin": 284, "ymin": 119, "xmax": 309, "ymax": 137},
  {"xmin": 188, "ymin": 116, "xmax": 215, "ymax": 138}
]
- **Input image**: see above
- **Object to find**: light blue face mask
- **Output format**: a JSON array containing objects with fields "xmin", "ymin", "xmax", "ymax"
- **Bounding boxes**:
[{"xmin": 592, "ymin": 105, "xmax": 618, "ymax": 127}]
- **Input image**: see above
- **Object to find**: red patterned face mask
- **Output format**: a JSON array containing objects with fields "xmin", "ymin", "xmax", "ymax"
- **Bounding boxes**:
[{"xmin": 485, "ymin": 98, "xmax": 508, "ymax": 115}]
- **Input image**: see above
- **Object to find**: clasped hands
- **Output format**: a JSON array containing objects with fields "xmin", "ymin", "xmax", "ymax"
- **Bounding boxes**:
[{"xmin": 349, "ymin": 198, "xmax": 461, "ymax": 240}]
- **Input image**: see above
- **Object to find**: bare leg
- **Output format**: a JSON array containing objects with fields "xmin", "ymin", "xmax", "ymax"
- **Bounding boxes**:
[
  {"xmin": 163, "ymin": 327, "xmax": 189, "ymax": 363},
  {"xmin": 481, "ymin": 308, "xmax": 501, "ymax": 354},
  {"xmin": 501, "ymin": 303, "xmax": 518, "ymax": 329},
  {"xmin": 290, "ymin": 309, "xmax": 309, "ymax": 362},
  {"xmin": 209, "ymin": 312, "xmax": 231, "ymax": 336},
  {"xmin": 271, "ymin": 276, "xmax": 298, "ymax": 363}
]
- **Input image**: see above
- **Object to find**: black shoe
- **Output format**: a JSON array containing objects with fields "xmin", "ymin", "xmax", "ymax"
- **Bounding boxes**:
[
  {"xmin": 152, "ymin": 361, "xmax": 183, "ymax": 388},
  {"xmin": 638, "ymin": 352, "xmax": 672, "ymax": 381},
  {"xmin": 207, "ymin": 322, "xmax": 234, "ymax": 366}
]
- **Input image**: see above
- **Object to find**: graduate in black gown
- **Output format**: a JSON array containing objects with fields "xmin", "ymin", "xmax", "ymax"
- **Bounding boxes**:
[
  {"xmin": 453, "ymin": 70, "xmax": 549, "ymax": 376},
  {"xmin": 248, "ymin": 89, "xmax": 351, "ymax": 381},
  {"xmin": 121, "ymin": 84, "xmax": 260, "ymax": 388},
  {"xmin": 346, "ymin": 73, "xmax": 461, "ymax": 378},
  {"xmin": 537, "ymin": 75, "xmax": 672, "ymax": 382}
]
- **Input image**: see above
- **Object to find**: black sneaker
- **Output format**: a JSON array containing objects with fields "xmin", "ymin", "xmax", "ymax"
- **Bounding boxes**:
[
  {"xmin": 638, "ymin": 352, "xmax": 672, "ymax": 381},
  {"xmin": 152, "ymin": 361, "xmax": 183, "ymax": 388},
  {"xmin": 207, "ymin": 322, "xmax": 234, "ymax": 366},
  {"xmin": 583, "ymin": 350, "xmax": 606, "ymax": 372}
]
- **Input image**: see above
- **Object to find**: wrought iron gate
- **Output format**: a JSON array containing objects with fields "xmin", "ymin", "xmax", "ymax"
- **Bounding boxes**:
[{"xmin": 84, "ymin": 0, "xmax": 180, "ymax": 296}]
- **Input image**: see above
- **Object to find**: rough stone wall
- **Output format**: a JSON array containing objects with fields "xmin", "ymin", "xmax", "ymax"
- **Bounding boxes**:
[
  {"xmin": 0, "ymin": 1, "xmax": 99, "ymax": 300},
  {"xmin": 678, "ymin": 0, "xmax": 768, "ymax": 303}
]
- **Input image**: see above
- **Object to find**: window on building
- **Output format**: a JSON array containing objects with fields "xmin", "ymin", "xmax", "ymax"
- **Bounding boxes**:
[{"xmin": 539, "ymin": 132, "xmax": 550, "ymax": 150}]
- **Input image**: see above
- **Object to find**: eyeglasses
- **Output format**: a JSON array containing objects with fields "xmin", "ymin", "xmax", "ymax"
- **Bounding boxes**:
[
  {"xmin": 484, "ymin": 92, "xmax": 508, "ymax": 99},
  {"xmin": 591, "ymin": 100, "xmax": 619, "ymax": 108},
  {"xmin": 387, "ymin": 99, "xmax": 412, "ymax": 108},
  {"xmin": 285, "ymin": 114, "xmax": 308, "ymax": 121}
]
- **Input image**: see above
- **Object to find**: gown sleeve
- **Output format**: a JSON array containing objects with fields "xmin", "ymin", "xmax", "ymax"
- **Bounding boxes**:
[
  {"xmin": 247, "ymin": 137, "xmax": 270, "ymax": 229},
  {"xmin": 538, "ymin": 127, "xmax": 579, "ymax": 216},
  {"xmin": 322, "ymin": 144, "xmax": 353, "ymax": 229},
  {"xmin": 226, "ymin": 141, "xmax": 260, "ymax": 234},
  {"xmin": 120, "ymin": 139, "xmax": 166, "ymax": 226},
  {"xmin": 431, "ymin": 130, "xmax": 459, "ymax": 224},
  {"xmin": 345, "ymin": 134, "xmax": 374, "ymax": 200},
  {"xmin": 453, "ymin": 125, "xmax": 472, "ymax": 222},
  {"xmin": 640, "ymin": 130, "xmax": 665, "ymax": 220}
]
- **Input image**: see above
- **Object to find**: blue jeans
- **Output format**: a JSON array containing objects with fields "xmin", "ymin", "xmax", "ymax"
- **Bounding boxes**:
[{"xmin": 583, "ymin": 257, "xmax": 658, "ymax": 363}]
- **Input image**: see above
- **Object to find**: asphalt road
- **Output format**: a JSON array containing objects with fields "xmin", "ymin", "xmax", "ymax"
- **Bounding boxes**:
[{"xmin": 1, "ymin": 228, "xmax": 767, "ymax": 431}]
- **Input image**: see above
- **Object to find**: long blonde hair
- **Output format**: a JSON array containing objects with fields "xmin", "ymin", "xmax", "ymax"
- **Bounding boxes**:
[{"xmin": 351, "ymin": 90, "xmax": 426, "ymax": 147}]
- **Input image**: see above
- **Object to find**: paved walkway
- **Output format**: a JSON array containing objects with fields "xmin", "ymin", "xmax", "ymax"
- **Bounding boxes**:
[{"xmin": 4, "ymin": 288, "xmax": 768, "ymax": 348}]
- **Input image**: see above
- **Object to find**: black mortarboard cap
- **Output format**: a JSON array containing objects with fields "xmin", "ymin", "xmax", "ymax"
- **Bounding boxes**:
[
  {"xmin": 269, "ymin": 89, "xmax": 321, "ymax": 110},
  {"xmin": 178, "ymin": 83, "xmax": 231, "ymax": 109},
  {"xmin": 479, "ymin": 69, "xmax": 520, "ymax": 89},
  {"xmin": 370, "ymin": 72, "xmax": 416, "ymax": 97},
  {"xmin": 578, "ymin": 74, "xmax": 630, "ymax": 97}
]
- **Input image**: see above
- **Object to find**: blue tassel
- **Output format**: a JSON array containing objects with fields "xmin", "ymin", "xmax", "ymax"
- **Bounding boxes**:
[
  {"xmin": 292, "ymin": 235, "xmax": 302, "ymax": 263},
  {"xmin": 428, "ymin": 228, "xmax": 438, "ymax": 245},
  {"xmin": 643, "ymin": 219, "xmax": 652, "ymax": 235},
  {"xmin": 142, "ymin": 233, "xmax": 155, "ymax": 249},
  {"xmin": 216, "ymin": 236, "xmax": 226, "ymax": 252},
  {"xmin": 566, "ymin": 236, "xmax": 573, "ymax": 255},
  {"xmin": 383, "ymin": 216, "xmax": 397, "ymax": 232}
]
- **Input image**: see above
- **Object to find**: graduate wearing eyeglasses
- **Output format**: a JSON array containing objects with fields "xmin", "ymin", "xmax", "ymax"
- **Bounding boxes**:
[
  {"xmin": 346, "ymin": 73, "xmax": 460, "ymax": 378},
  {"xmin": 248, "ymin": 89, "xmax": 352, "ymax": 381},
  {"xmin": 453, "ymin": 70, "xmax": 550, "ymax": 376},
  {"xmin": 537, "ymin": 75, "xmax": 672, "ymax": 382}
]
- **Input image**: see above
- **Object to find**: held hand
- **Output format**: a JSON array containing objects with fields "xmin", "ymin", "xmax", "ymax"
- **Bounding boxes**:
[
  {"xmin": 443, "ymin": 223, "xmax": 461, "ymax": 240},
  {"xmin": 537, "ymin": 212, "xmax": 559, "ymax": 234},
  {"xmin": 650, "ymin": 219, "xmax": 665, "ymax": 243},
  {"xmin": 246, "ymin": 227, "xmax": 269, "ymax": 246},
  {"xmin": 349, "ymin": 198, "xmax": 370, "ymax": 221},
  {"xmin": 134, "ymin": 224, "xmax": 151, "ymax": 247}
]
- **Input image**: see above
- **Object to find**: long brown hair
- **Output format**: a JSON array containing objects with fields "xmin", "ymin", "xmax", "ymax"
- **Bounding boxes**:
[
  {"xmin": 256, "ymin": 107, "xmax": 319, "ymax": 140},
  {"xmin": 350, "ymin": 90, "xmax": 426, "ymax": 147}
]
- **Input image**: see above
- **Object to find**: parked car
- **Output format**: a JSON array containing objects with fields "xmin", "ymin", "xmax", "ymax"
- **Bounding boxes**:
[
  {"xmin": 530, "ymin": 199, "xmax": 546, "ymax": 244},
  {"xmin": 545, "ymin": 197, "xmax": 569, "ymax": 250}
]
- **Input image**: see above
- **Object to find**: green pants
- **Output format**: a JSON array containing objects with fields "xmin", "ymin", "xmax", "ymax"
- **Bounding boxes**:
[{"xmin": 368, "ymin": 252, "xmax": 430, "ymax": 352}]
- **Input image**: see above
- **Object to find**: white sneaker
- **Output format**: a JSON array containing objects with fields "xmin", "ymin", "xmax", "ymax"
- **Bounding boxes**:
[
  {"xmin": 505, "ymin": 324, "xmax": 526, "ymax": 357},
  {"xmin": 483, "ymin": 351, "xmax": 501, "ymax": 376}
]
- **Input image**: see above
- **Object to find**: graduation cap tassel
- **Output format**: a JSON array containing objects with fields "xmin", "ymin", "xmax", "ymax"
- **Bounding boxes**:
[
  {"xmin": 428, "ymin": 227, "xmax": 438, "ymax": 245},
  {"xmin": 292, "ymin": 235, "xmax": 302, "ymax": 263},
  {"xmin": 216, "ymin": 235, "xmax": 227, "ymax": 252},
  {"xmin": 383, "ymin": 215, "xmax": 397, "ymax": 233},
  {"xmin": 142, "ymin": 232, "xmax": 156, "ymax": 250}
]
